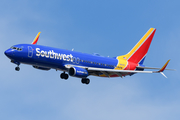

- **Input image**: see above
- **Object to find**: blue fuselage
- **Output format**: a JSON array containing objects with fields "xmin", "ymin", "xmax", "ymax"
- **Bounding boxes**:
[{"xmin": 5, "ymin": 44, "xmax": 118, "ymax": 72}]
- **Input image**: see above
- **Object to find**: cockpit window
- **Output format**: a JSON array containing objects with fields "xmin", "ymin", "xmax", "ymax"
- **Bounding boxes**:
[
  {"xmin": 11, "ymin": 46, "xmax": 17, "ymax": 49},
  {"xmin": 10, "ymin": 46, "xmax": 22, "ymax": 51}
]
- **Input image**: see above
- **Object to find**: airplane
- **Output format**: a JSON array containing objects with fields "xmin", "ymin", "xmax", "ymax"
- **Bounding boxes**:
[{"xmin": 4, "ymin": 28, "xmax": 172, "ymax": 84}]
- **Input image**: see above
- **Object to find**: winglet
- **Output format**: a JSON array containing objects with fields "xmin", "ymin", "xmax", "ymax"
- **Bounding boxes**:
[
  {"xmin": 160, "ymin": 72, "xmax": 167, "ymax": 78},
  {"xmin": 153, "ymin": 60, "xmax": 170, "ymax": 78},
  {"xmin": 32, "ymin": 32, "xmax": 41, "ymax": 44},
  {"xmin": 158, "ymin": 60, "xmax": 170, "ymax": 72}
]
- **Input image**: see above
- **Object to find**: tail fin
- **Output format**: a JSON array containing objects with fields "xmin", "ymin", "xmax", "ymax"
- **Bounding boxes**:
[
  {"xmin": 117, "ymin": 28, "xmax": 156, "ymax": 64},
  {"xmin": 32, "ymin": 32, "xmax": 41, "ymax": 44}
]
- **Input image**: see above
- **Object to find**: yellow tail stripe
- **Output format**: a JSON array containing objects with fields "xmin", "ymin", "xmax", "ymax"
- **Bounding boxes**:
[{"xmin": 125, "ymin": 28, "xmax": 155, "ymax": 60}]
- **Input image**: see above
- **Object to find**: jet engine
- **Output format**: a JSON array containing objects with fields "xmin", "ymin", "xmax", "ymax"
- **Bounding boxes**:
[{"xmin": 69, "ymin": 67, "xmax": 88, "ymax": 78}]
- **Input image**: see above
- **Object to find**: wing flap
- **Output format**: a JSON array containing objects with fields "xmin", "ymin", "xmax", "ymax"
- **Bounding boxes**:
[
  {"xmin": 136, "ymin": 65, "xmax": 174, "ymax": 71},
  {"xmin": 88, "ymin": 67, "xmax": 153, "ymax": 73}
]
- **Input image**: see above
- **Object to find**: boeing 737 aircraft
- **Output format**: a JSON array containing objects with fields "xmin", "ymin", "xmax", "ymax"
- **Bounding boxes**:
[{"xmin": 4, "ymin": 28, "xmax": 171, "ymax": 84}]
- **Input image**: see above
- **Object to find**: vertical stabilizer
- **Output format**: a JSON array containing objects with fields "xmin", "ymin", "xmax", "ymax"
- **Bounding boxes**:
[{"xmin": 117, "ymin": 28, "xmax": 156, "ymax": 64}]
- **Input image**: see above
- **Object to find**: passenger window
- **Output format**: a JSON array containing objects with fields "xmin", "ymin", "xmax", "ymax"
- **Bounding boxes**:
[{"xmin": 11, "ymin": 46, "xmax": 22, "ymax": 51}]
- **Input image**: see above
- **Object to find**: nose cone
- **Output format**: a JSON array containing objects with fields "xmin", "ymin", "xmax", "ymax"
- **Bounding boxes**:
[{"xmin": 4, "ymin": 49, "xmax": 13, "ymax": 58}]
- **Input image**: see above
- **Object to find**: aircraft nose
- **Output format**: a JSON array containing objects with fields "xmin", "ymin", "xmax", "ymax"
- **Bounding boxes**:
[{"xmin": 4, "ymin": 49, "xmax": 13, "ymax": 57}]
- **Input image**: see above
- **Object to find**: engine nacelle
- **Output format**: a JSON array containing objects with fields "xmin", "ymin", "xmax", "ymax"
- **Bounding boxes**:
[
  {"xmin": 33, "ymin": 66, "xmax": 51, "ymax": 71},
  {"xmin": 69, "ymin": 67, "xmax": 88, "ymax": 78}
]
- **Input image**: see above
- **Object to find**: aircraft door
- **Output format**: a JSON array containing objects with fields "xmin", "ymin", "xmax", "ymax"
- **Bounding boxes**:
[{"xmin": 28, "ymin": 46, "xmax": 33, "ymax": 58}]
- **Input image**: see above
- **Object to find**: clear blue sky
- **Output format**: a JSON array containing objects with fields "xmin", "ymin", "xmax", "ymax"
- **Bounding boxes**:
[{"xmin": 0, "ymin": 0, "xmax": 179, "ymax": 120}]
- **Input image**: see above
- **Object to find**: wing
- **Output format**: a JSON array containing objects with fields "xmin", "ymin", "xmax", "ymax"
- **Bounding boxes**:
[
  {"xmin": 87, "ymin": 67, "xmax": 153, "ymax": 78},
  {"xmin": 65, "ymin": 60, "xmax": 171, "ymax": 78},
  {"xmin": 136, "ymin": 66, "xmax": 174, "ymax": 71}
]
